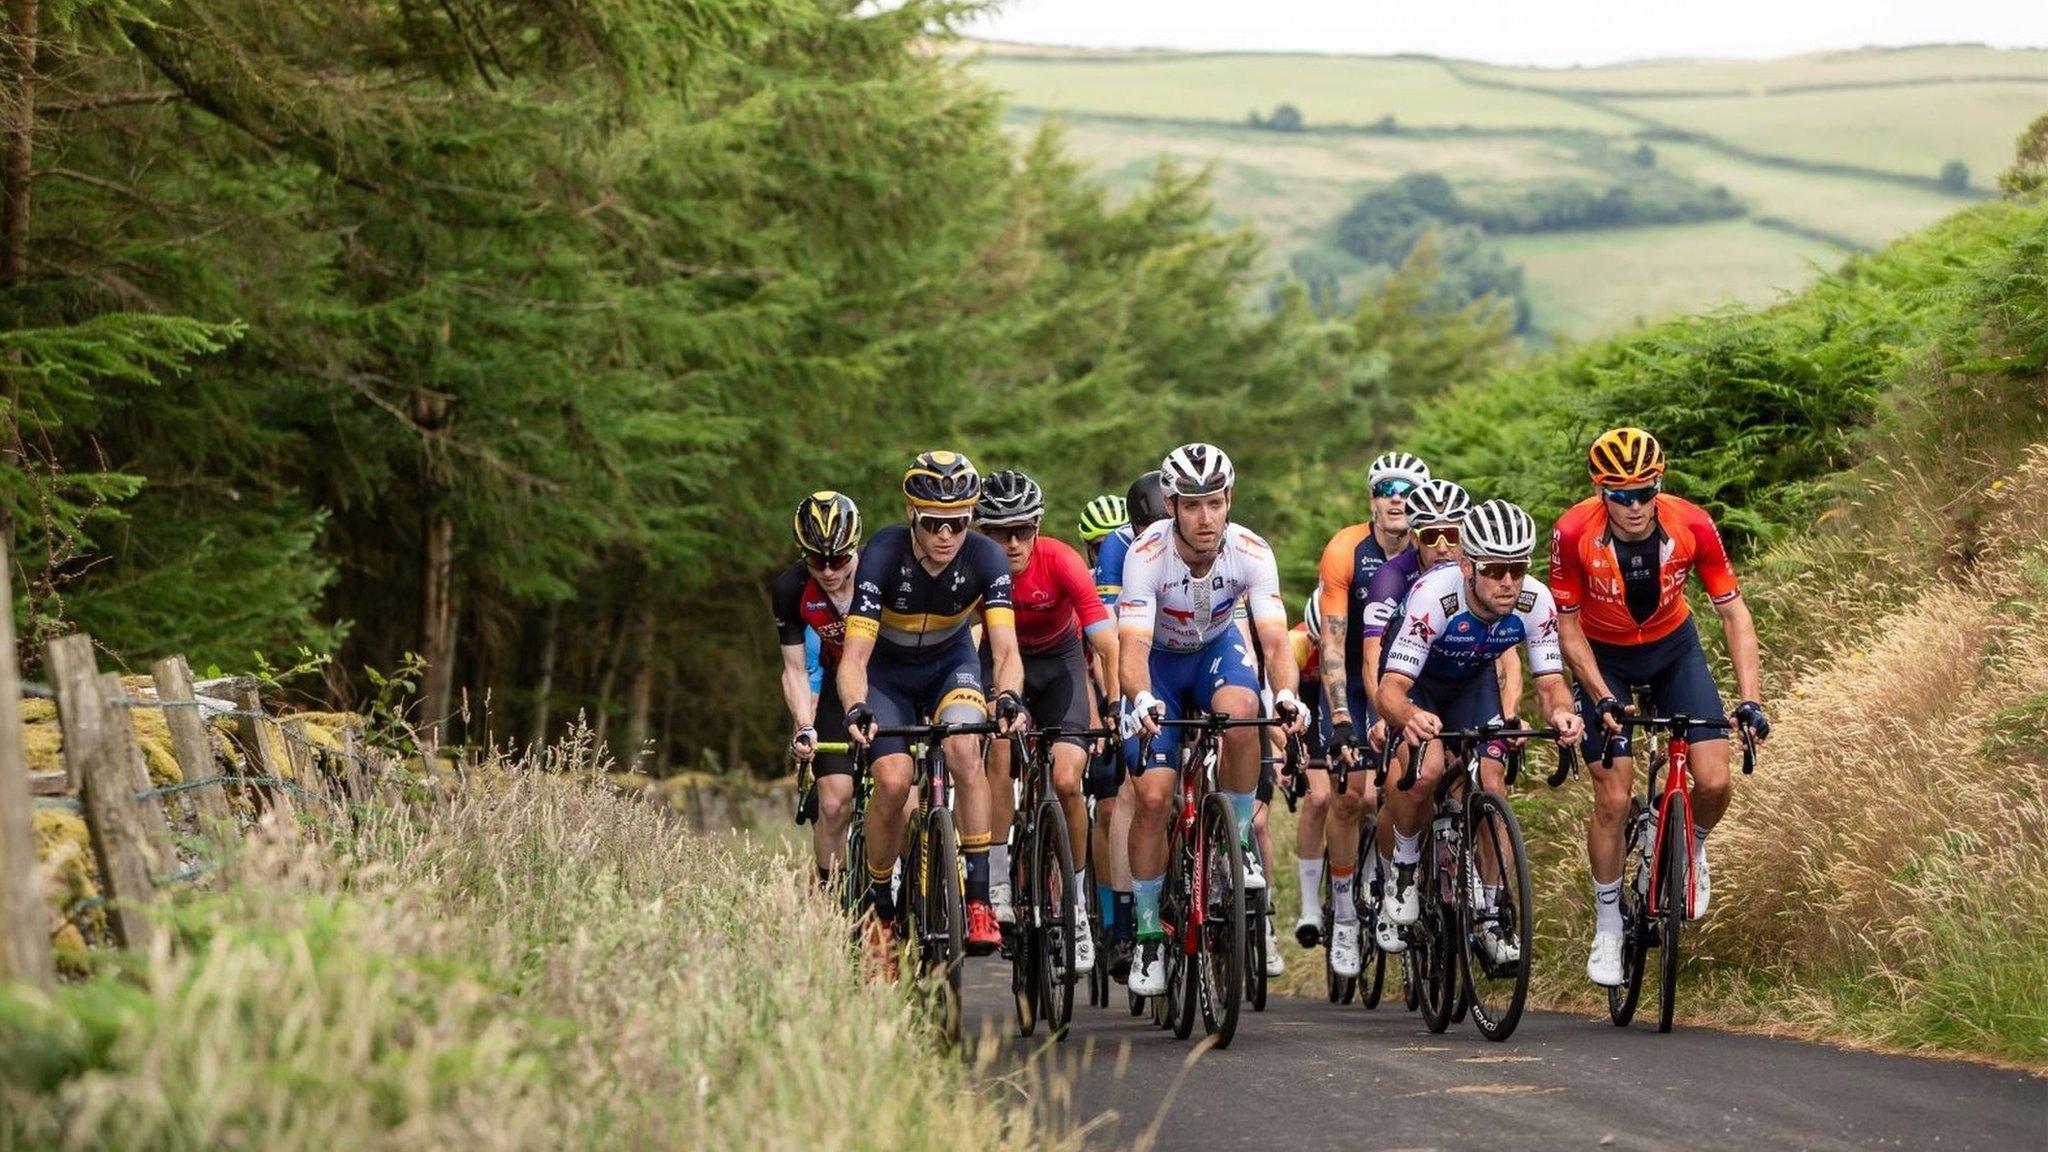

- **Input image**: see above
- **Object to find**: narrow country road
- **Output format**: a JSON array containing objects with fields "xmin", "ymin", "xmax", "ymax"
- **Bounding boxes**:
[{"xmin": 963, "ymin": 960, "xmax": 2046, "ymax": 1151}]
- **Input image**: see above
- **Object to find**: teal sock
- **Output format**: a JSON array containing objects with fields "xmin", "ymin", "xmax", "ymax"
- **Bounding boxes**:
[
  {"xmin": 1097, "ymin": 882, "xmax": 1117, "ymax": 929},
  {"xmin": 1225, "ymin": 790, "xmax": 1256, "ymax": 843},
  {"xmin": 1133, "ymin": 875, "xmax": 1165, "ymax": 937}
]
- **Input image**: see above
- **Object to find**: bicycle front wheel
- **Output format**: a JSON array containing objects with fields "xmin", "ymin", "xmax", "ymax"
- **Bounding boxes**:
[
  {"xmin": 1657, "ymin": 796, "xmax": 1690, "ymax": 1034},
  {"xmin": 1036, "ymin": 802, "xmax": 1078, "ymax": 1039},
  {"xmin": 1417, "ymin": 846, "xmax": 1458, "ymax": 1034},
  {"xmin": 1198, "ymin": 792, "xmax": 1247, "ymax": 1048},
  {"xmin": 924, "ymin": 808, "xmax": 966, "ymax": 1044},
  {"xmin": 1458, "ymin": 792, "xmax": 1533, "ymax": 1041},
  {"xmin": 1609, "ymin": 797, "xmax": 1650, "ymax": 1027},
  {"xmin": 841, "ymin": 823, "xmax": 869, "ymax": 920}
]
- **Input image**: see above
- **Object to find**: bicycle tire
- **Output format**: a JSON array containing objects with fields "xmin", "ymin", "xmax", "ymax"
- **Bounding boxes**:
[
  {"xmin": 1197, "ymin": 792, "xmax": 1247, "ymax": 1047},
  {"xmin": 1402, "ymin": 947, "xmax": 1421, "ymax": 1012},
  {"xmin": 1458, "ymin": 792, "xmax": 1533, "ymax": 1041},
  {"xmin": 841, "ymin": 825, "xmax": 869, "ymax": 919},
  {"xmin": 1418, "ymin": 845, "xmax": 1457, "ymax": 1034},
  {"xmin": 1036, "ymin": 801, "xmax": 1078, "ymax": 1039},
  {"xmin": 1609, "ymin": 797, "xmax": 1649, "ymax": 1027},
  {"xmin": 1657, "ymin": 794, "xmax": 1690, "ymax": 1034},
  {"xmin": 927, "ymin": 807, "xmax": 966, "ymax": 1045},
  {"xmin": 1359, "ymin": 816, "xmax": 1386, "ymax": 1009},
  {"xmin": 1010, "ymin": 813, "xmax": 1039, "ymax": 1037},
  {"xmin": 1247, "ymin": 903, "xmax": 1269, "ymax": 1012}
]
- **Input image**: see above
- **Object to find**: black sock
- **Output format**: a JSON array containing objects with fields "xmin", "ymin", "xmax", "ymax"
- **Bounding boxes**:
[
  {"xmin": 1114, "ymin": 891, "xmax": 1135, "ymax": 942},
  {"xmin": 964, "ymin": 848, "xmax": 990, "ymax": 904}
]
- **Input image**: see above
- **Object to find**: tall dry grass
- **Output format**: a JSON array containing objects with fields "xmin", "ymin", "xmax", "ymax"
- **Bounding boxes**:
[{"xmin": 0, "ymin": 729, "xmax": 1068, "ymax": 1151}]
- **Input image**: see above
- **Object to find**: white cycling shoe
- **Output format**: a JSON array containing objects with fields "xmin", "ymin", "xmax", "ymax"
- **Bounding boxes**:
[
  {"xmin": 1478, "ymin": 924, "xmax": 1521, "ymax": 968},
  {"xmin": 1374, "ymin": 914, "xmax": 1407, "ymax": 955},
  {"xmin": 1242, "ymin": 853, "xmax": 1268, "ymax": 892},
  {"xmin": 1073, "ymin": 928, "xmax": 1096, "ymax": 974},
  {"xmin": 990, "ymin": 881, "xmax": 1016, "ymax": 926},
  {"xmin": 1385, "ymin": 862, "xmax": 1421, "ymax": 926},
  {"xmin": 1265, "ymin": 919, "xmax": 1286, "ymax": 976},
  {"xmin": 1587, "ymin": 931, "xmax": 1625, "ymax": 987},
  {"xmin": 1130, "ymin": 937, "xmax": 1168, "ymax": 996},
  {"xmin": 1330, "ymin": 921, "xmax": 1363, "ymax": 977},
  {"xmin": 1689, "ymin": 849, "xmax": 1712, "ymax": 920}
]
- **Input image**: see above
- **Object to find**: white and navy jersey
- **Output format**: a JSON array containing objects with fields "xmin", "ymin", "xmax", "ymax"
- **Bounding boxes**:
[
  {"xmin": 1118, "ymin": 522, "xmax": 1286, "ymax": 652},
  {"xmin": 1383, "ymin": 563, "xmax": 1563, "ymax": 683}
]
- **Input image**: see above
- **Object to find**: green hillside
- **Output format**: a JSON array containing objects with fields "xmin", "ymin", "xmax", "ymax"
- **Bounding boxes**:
[{"xmin": 972, "ymin": 43, "xmax": 2048, "ymax": 337}]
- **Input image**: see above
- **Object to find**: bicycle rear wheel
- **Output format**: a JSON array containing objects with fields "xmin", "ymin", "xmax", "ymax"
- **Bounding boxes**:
[
  {"xmin": 925, "ymin": 808, "xmax": 966, "ymax": 1044},
  {"xmin": 1459, "ymin": 792, "xmax": 1533, "ymax": 1041},
  {"xmin": 1010, "ymin": 815, "xmax": 1039, "ymax": 1037},
  {"xmin": 1198, "ymin": 792, "xmax": 1247, "ymax": 1047},
  {"xmin": 1657, "ymin": 796, "xmax": 1690, "ymax": 1034},
  {"xmin": 1036, "ymin": 802, "xmax": 1078, "ymax": 1039},
  {"xmin": 1418, "ymin": 846, "xmax": 1458, "ymax": 1034},
  {"xmin": 1359, "ymin": 817, "xmax": 1386, "ymax": 1009},
  {"xmin": 1609, "ymin": 797, "xmax": 1650, "ymax": 1027}
]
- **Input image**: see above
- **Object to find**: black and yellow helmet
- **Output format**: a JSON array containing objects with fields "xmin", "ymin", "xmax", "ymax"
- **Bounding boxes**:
[
  {"xmin": 1078, "ymin": 494, "xmax": 1128, "ymax": 543},
  {"xmin": 1587, "ymin": 427, "xmax": 1667, "ymax": 487},
  {"xmin": 902, "ymin": 450, "xmax": 981, "ymax": 511},
  {"xmin": 793, "ymin": 491, "xmax": 861, "ymax": 557}
]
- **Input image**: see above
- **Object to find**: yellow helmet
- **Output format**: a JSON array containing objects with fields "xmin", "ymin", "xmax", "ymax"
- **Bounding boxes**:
[
  {"xmin": 793, "ymin": 491, "xmax": 861, "ymax": 557},
  {"xmin": 1587, "ymin": 427, "xmax": 1666, "ymax": 487}
]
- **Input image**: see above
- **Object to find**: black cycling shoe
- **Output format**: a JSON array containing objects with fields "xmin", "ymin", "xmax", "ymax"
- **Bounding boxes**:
[
  {"xmin": 1294, "ymin": 919, "xmax": 1322, "ymax": 949},
  {"xmin": 1108, "ymin": 937, "xmax": 1134, "ymax": 983}
]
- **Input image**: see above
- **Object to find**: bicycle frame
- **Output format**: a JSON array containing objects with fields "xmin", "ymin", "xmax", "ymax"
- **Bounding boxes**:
[
  {"xmin": 1604, "ymin": 710, "xmax": 1754, "ymax": 921},
  {"xmin": 1146, "ymin": 714, "xmax": 1300, "ymax": 958}
]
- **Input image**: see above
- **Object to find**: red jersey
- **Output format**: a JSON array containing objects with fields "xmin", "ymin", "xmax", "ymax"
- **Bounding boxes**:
[
  {"xmin": 1547, "ymin": 493, "xmax": 1740, "ymax": 646},
  {"xmin": 1008, "ymin": 536, "xmax": 1110, "ymax": 655}
]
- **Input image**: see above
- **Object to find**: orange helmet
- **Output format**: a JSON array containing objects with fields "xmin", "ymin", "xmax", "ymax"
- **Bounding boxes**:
[{"xmin": 1587, "ymin": 427, "xmax": 1666, "ymax": 487}]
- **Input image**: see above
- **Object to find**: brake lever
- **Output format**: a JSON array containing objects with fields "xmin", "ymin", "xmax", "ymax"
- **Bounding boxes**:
[{"xmin": 1398, "ymin": 741, "xmax": 1425, "ymax": 792}]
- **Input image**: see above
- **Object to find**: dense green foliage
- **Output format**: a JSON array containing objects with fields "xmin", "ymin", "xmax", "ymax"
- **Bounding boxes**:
[{"xmin": 1, "ymin": 0, "xmax": 1511, "ymax": 767}]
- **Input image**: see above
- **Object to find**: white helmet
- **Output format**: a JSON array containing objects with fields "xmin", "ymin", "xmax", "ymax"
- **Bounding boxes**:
[
  {"xmin": 1462, "ymin": 499, "xmax": 1538, "ymax": 562},
  {"xmin": 1304, "ymin": 587, "xmax": 1324, "ymax": 644},
  {"xmin": 1406, "ymin": 479, "xmax": 1471, "ymax": 528},
  {"xmin": 1367, "ymin": 451, "xmax": 1430, "ymax": 493},
  {"xmin": 1161, "ymin": 443, "xmax": 1235, "ymax": 497}
]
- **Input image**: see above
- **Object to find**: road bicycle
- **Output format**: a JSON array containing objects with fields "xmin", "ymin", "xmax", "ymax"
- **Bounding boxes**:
[
  {"xmin": 1137, "ymin": 712, "xmax": 1299, "ymax": 1049},
  {"xmin": 853, "ymin": 720, "xmax": 1000, "ymax": 1043},
  {"xmin": 792, "ymin": 740, "xmax": 863, "ymax": 914},
  {"xmin": 1395, "ymin": 721, "xmax": 1574, "ymax": 1041},
  {"xmin": 1584, "ymin": 696, "xmax": 1758, "ymax": 1034},
  {"xmin": 1004, "ymin": 722, "xmax": 1115, "ymax": 1039}
]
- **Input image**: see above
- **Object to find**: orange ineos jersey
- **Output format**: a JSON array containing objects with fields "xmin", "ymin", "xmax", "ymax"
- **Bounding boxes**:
[{"xmin": 1547, "ymin": 493, "xmax": 1740, "ymax": 646}]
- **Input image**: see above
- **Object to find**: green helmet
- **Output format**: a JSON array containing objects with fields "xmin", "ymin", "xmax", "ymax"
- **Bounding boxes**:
[{"xmin": 1078, "ymin": 494, "xmax": 1128, "ymax": 543}]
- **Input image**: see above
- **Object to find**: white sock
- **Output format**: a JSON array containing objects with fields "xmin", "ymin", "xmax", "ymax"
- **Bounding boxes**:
[
  {"xmin": 1332, "ymin": 871, "xmax": 1357, "ymax": 924},
  {"xmin": 1297, "ymin": 857, "xmax": 1323, "ymax": 919},
  {"xmin": 1394, "ymin": 830, "xmax": 1422, "ymax": 866},
  {"xmin": 1594, "ymin": 879, "xmax": 1624, "ymax": 936},
  {"xmin": 990, "ymin": 843, "xmax": 1011, "ymax": 886},
  {"xmin": 1693, "ymin": 825, "xmax": 1712, "ymax": 862},
  {"xmin": 1378, "ymin": 854, "xmax": 1395, "ymax": 896},
  {"xmin": 1074, "ymin": 868, "xmax": 1090, "ymax": 911}
]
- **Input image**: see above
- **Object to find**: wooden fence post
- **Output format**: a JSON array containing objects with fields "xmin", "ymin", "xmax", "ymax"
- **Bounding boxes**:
[
  {"xmin": 232, "ymin": 684, "xmax": 295, "ymax": 825},
  {"xmin": 101, "ymin": 672, "xmax": 175, "ymax": 871},
  {"xmin": 0, "ymin": 535, "xmax": 53, "ymax": 985},
  {"xmin": 339, "ymin": 727, "xmax": 369, "ymax": 801},
  {"xmin": 151, "ymin": 656, "xmax": 230, "ymax": 833},
  {"xmin": 46, "ymin": 635, "xmax": 162, "ymax": 953}
]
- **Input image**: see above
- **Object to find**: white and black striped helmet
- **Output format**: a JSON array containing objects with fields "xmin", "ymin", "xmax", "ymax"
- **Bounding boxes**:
[
  {"xmin": 1405, "ymin": 479, "xmax": 1471, "ymax": 528},
  {"xmin": 1367, "ymin": 451, "xmax": 1430, "ymax": 492},
  {"xmin": 1161, "ymin": 443, "xmax": 1236, "ymax": 497},
  {"xmin": 1304, "ymin": 587, "xmax": 1324, "ymax": 644},
  {"xmin": 977, "ymin": 469, "xmax": 1045, "ymax": 527},
  {"xmin": 1462, "ymin": 499, "xmax": 1538, "ymax": 561}
]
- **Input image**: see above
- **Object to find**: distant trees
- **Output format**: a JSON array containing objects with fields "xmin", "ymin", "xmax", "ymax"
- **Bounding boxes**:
[
  {"xmin": 1941, "ymin": 161, "xmax": 1972, "ymax": 192},
  {"xmin": 2000, "ymin": 114, "xmax": 2048, "ymax": 197},
  {"xmin": 1249, "ymin": 103, "xmax": 1306, "ymax": 132}
]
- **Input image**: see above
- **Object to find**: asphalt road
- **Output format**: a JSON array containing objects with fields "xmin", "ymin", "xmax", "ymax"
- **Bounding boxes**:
[{"xmin": 963, "ymin": 959, "xmax": 2046, "ymax": 1152}]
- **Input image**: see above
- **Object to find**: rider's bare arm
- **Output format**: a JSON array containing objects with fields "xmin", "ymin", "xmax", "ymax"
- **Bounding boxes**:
[
  {"xmin": 779, "ymin": 643, "xmax": 816, "ymax": 732},
  {"xmin": 1714, "ymin": 594, "xmax": 1763, "ymax": 705}
]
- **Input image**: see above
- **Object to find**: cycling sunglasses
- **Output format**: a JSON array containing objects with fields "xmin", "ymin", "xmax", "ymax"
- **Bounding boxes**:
[
  {"xmin": 1474, "ymin": 561, "xmax": 1530, "ymax": 582},
  {"xmin": 982, "ymin": 523, "xmax": 1039, "ymax": 544},
  {"xmin": 1601, "ymin": 481, "xmax": 1661, "ymax": 507},
  {"xmin": 1416, "ymin": 526, "xmax": 1461, "ymax": 549},
  {"xmin": 804, "ymin": 551, "xmax": 854, "ymax": 572},
  {"xmin": 914, "ymin": 512, "xmax": 972, "ymax": 536},
  {"xmin": 1371, "ymin": 479, "xmax": 1417, "ymax": 499}
]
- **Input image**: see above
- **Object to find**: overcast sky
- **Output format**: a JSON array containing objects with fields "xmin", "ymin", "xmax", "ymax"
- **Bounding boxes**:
[{"xmin": 962, "ymin": 1, "xmax": 2047, "ymax": 67}]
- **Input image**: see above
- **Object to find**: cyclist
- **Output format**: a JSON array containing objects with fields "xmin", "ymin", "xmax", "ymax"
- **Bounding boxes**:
[
  {"xmin": 1356, "ymin": 478, "xmax": 1488, "ymax": 954},
  {"xmin": 841, "ymin": 451, "xmax": 1030, "ymax": 962},
  {"xmin": 1375, "ymin": 500, "xmax": 1584, "ymax": 967},
  {"xmin": 1276, "ymin": 588, "xmax": 1327, "ymax": 975},
  {"xmin": 772, "ymin": 491, "xmax": 862, "ymax": 887},
  {"xmin": 979, "ymin": 470, "xmax": 1118, "ymax": 975},
  {"xmin": 1119, "ymin": 444, "xmax": 1307, "ymax": 997},
  {"xmin": 1548, "ymin": 427, "xmax": 1770, "ymax": 988},
  {"xmin": 1312, "ymin": 452, "xmax": 1428, "ymax": 974},
  {"xmin": 1091, "ymin": 471, "xmax": 1169, "ymax": 980},
  {"xmin": 1075, "ymin": 491, "xmax": 1130, "ymax": 965}
]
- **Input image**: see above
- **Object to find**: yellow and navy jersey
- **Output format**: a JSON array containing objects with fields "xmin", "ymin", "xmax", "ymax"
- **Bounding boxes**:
[{"xmin": 847, "ymin": 524, "xmax": 1015, "ymax": 660}]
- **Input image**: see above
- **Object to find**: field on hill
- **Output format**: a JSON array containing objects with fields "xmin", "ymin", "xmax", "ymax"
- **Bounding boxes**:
[{"xmin": 974, "ymin": 43, "xmax": 2047, "ymax": 337}]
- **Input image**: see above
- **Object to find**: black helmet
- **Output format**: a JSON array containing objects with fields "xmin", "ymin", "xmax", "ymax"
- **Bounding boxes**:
[
  {"xmin": 1126, "ymin": 470, "xmax": 1169, "ymax": 530},
  {"xmin": 977, "ymin": 470, "xmax": 1045, "ymax": 527},
  {"xmin": 792, "ymin": 491, "xmax": 861, "ymax": 558},
  {"xmin": 902, "ymin": 450, "xmax": 980, "ymax": 511}
]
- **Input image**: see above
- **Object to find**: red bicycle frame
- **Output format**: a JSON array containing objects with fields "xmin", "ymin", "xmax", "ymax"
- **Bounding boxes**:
[{"xmin": 1643, "ymin": 731, "xmax": 1698, "ymax": 921}]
